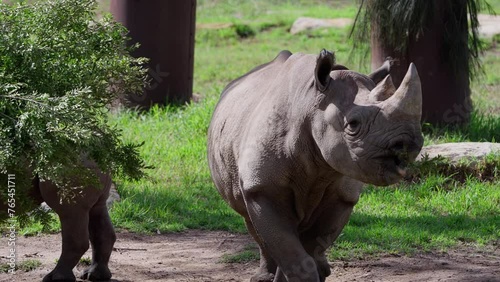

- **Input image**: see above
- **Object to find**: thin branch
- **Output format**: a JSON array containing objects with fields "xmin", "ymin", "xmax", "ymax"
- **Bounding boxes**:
[
  {"xmin": 0, "ymin": 111, "xmax": 15, "ymax": 122},
  {"xmin": 0, "ymin": 94, "xmax": 50, "ymax": 107}
]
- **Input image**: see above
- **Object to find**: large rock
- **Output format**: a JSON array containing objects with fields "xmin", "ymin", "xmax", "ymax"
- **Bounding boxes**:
[
  {"xmin": 478, "ymin": 14, "xmax": 500, "ymax": 38},
  {"xmin": 418, "ymin": 142, "xmax": 500, "ymax": 164},
  {"xmin": 289, "ymin": 14, "xmax": 500, "ymax": 37},
  {"xmin": 290, "ymin": 17, "xmax": 353, "ymax": 34}
]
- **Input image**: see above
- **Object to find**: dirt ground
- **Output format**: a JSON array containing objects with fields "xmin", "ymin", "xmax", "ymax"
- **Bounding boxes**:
[{"xmin": 1, "ymin": 230, "xmax": 499, "ymax": 282}]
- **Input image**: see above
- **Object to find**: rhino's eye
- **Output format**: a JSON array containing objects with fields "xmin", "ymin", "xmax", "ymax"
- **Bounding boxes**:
[
  {"xmin": 348, "ymin": 120, "xmax": 360, "ymax": 128},
  {"xmin": 345, "ymin": 118, "xmax": 361, "ymax": 135}
]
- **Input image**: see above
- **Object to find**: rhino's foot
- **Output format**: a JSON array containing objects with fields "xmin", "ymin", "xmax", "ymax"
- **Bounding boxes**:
[
  {"xmin": 316, "ymin": 258, "xmax": 331, "ymax": 282},
  {"xmin": 42, "ymin": 270, "xmax": 76, "ymax": 282},
  {"xmin": 80, "ymin": 264, "xmax": 112, "ymax": 281},
  {"xmin": 250, "ymin": 271, "xmax": 274, "ymax": 282}
]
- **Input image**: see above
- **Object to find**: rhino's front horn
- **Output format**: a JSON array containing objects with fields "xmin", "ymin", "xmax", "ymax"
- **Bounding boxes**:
[{"xmin": 383, "ymin": 63, "xmax": 422, "ymax": 119}]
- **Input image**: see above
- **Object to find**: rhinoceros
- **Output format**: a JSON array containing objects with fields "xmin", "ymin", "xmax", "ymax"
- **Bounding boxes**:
[
  {"xmin": 207, "ymin": 49, "xmax": 423, "ymax": 282},
  {"xmin": 1, "ymin": 166, "xmax": 115, "ymax": 282}
]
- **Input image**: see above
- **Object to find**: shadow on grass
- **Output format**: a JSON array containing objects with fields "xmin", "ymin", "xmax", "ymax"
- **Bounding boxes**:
[
  {"xmin": 332, "ymin": 212, "xmax": 499, "ymax": 259},
  {"xmin": 111, "ymin": 179, "xmax": 246, "ymax": 233}
]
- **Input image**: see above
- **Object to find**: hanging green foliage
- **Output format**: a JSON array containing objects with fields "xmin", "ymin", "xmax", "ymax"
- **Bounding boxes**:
[
  {"xmin": 350, "ymin": 0, "xmax": 493, "ymax": 81},
  {"xmin": 0, "ymin": 0, "xmax": 149, "ymax": 221}
]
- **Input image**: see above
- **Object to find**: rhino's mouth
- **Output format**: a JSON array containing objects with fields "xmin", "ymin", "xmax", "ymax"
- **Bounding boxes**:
[
  {"xmin": 393, "ymin": 156, "xmax": 408, "ymax": 177},
  {"xmin": 376, "ymin": 155, "xmax": 408, "ymax": 178}
]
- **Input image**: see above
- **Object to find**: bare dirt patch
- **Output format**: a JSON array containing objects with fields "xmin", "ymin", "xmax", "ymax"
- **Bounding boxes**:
[{"xmin": 1, "ymin": 230, "xmax": 499, "ymax": 282}]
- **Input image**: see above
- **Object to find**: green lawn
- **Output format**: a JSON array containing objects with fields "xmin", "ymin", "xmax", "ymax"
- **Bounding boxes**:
[{"xmin": 19, "ymin": 0, "xmax": 500, "ymax": 260}]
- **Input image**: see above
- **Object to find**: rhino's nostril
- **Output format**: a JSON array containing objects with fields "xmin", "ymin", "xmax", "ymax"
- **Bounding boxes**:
[{"xmin": 390, "ymin": 140, "xmax": 406, "ymax": 154}]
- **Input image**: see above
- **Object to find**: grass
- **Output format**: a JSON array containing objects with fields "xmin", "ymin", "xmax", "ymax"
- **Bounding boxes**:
[
  {"xmin": 196, "ymin": 0, "xmax": 357, "ymax": 25},
  {"xmin": 331, "ymin": 177, "xmax": 500, "ymax": 260},
  {"xmin": 220, "ymin": 244, "xmax": 260, "ymax": 263},
  {"xmin": 486, "ymin": 0, "xmax": 500, "ymax": 14},
  {"xmin": 6, "ymin": 0, "xmax": 500, "ymax": 262},
  {"xmin": 78, "ymin": 256, "xmax": 92, "ymax": 267},
  {"xmin": 474, "ymin": 34, "xmax": 500, "ymax": 115},
  {"xmin": 108, "ymin": 102, "xmax": 245, "ymax": 233},
  {"xmin": 416, "ymin": 153, "xmax": 498, "ymax": 181},
  {"xmin": 0, "ymin": 259, "xmax": 42, "ymax": 273},
  {"xmin": 422, "ymin": 111, "xmax": 500, "ymax": 145}
]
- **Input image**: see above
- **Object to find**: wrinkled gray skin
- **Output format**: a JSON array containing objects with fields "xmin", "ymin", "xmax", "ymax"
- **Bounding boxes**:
[
  {"xmin": 4, "ymin": 166, "xmax": 115, "ymax": 282},
  {"xmin": 207, "ymin": 49, "xmax": 423, "ymax": 282}
]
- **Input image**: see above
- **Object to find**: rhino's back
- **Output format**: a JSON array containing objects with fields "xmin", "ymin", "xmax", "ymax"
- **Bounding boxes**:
[
  {"xmin": 209, "ymin": 50, "xmax": 299, "ymax": 158},
  {"xmin": 210, "ymin": 50, "xmax": 313, "ymax": 141}
]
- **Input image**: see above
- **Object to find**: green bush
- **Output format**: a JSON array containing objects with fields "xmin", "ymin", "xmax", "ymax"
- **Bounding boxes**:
[
  {"xmin": 233, "ymin": 23, "xmax": 256, "ymax": 38},
  {"xmin": 0, "ymin": 0, "xmax": 148, "ymax": 220}
]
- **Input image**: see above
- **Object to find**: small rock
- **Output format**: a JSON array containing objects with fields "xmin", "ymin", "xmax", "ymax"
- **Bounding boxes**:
[
  {"xmin": 106, "ymin": 182, "xmax": 121, "ymax": 209},
  {"xmin": 40, "ymin": 202, "xmax": 52, "ymax": 212},
  {"xmin": 288, "ymin": 14, "xmax": 499, "ymax": 38},
  {"xmin": 290, "ymin": 17, "xmax": 353, "ymax": 35}
]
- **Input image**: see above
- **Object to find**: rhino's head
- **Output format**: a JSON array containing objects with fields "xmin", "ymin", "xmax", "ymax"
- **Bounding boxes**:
[{"xmin": 311, "ymin": 50, "xmax": 423, "ymax": 186}]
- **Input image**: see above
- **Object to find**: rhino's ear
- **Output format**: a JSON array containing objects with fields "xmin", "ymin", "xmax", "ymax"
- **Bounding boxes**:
[
  {"xmin": 315, "ymin": 49, "xmax": 335, "ymax": 92},
  {"xmin": 369, "ymin": 57, "xmax": 394, "ymax": 84},
  {"xmin": 332, "ymin": 64, "xmax": 348, "ymax": 71}
]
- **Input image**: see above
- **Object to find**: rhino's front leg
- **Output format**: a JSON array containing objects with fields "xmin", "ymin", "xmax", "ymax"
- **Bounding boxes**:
[
  {"xmin": 245, "ymin": 219, "xmax": 277, "ymax": 282},
  {"xmin": 43, "ymin": 208, "xmax": 90, "ymax": 282},
  {"xmin": 300, "ymin": 200, "xmax": 356, "ymax": 282},
  {"xmin": 245, "ymin": 191, "xmax": 320, "ymax": 282}
]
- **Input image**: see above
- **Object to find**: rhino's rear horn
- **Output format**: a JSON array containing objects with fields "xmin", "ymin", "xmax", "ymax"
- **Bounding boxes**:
[
  {"xmin": 370, "ymin": 75, "xmax": 396, "ymax": 102},
  {"xmin": 315, "ymin": 49, "xmax": 335, "ymax": 92}
]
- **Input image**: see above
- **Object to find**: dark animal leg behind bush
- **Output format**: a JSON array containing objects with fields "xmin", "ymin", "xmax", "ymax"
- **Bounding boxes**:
[
  {"xmin": 43, "ymin": 208, "xmax": 90, "ymax": 282},
  {"xmin": 80, "ymin": 202, "xmax": 115, "ymax": 281}
]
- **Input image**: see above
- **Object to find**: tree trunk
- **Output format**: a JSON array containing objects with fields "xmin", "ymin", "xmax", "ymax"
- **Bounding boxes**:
[
  {"xmin": 110, "ymin": 0, "xmax": 196, "ymax": 108},
  {"xmin": 371, "ymin": 0, "xmax": 471, "ymax": 125}
]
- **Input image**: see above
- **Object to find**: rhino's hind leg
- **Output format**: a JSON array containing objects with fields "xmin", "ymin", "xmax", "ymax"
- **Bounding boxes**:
[
  {"xmin": 43, "ymin": 209, "xmax": 90, "ymax": 282},
  {"xmin": 80, "ymin": 198, "xmax": 116, "ymax": 281},
  {"xmin": 245, "ymin": 219, "xmax": 277, "ymax": 282}
]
